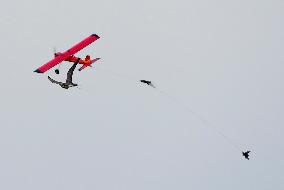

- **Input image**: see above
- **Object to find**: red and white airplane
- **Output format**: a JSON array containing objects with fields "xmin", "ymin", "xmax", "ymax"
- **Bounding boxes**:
[{"xmin": 34, "ymin": 34, "xmax": 100, "ymax": 73}]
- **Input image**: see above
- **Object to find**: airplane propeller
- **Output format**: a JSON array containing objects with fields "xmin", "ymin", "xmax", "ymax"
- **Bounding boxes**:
[{"xmin": 53, "ymin": 47, "xmax": 60, "ymax": 74}]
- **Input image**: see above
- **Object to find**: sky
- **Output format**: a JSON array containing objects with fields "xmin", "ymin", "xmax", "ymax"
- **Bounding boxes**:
[{"xmin": 0, "ymin": 0, "xmax": 283, "ymax": 189}]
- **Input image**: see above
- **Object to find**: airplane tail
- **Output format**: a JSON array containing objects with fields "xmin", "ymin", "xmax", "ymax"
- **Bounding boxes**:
[{"xmin": 78, "ymin": 58, "xmax": 101, "ymax": 71}]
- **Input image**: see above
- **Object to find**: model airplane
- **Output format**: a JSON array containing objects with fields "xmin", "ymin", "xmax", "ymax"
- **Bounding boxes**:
[{"xmin": 34, "ymin": 34, "xmax": 100, "ymax": 73}]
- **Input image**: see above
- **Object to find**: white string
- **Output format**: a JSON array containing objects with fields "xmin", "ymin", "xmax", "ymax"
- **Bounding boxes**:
[
  {"xmin": 81, "ymin": 66, "xmax": 244, "ymax": 152},
  {"xmin": 156, "ymin": 88, "xmax": 242, "ymax": 151}
]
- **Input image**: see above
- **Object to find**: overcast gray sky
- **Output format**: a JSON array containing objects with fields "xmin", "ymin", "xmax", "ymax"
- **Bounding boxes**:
[{"xmin": 0, "ymin": 0, "xmax": 283, "ymax": 189}]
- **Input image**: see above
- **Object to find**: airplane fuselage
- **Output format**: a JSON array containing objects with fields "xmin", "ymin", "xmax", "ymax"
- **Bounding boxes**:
[{"xmin": 54, "ymin": 52, "xmax": 91, "ymax": 65}]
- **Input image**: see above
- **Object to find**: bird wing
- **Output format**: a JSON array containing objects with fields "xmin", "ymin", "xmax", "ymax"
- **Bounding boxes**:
[
  {"xmin": 66, "ymin": 58, "xmax": 80, "ymax": 84},
  {"xmin": 48, "ymin": 76, "xmax": 64, "ymax": 85}
]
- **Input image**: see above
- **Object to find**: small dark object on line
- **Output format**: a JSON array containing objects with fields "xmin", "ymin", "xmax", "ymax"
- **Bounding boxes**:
[
  {"xmin": 140, "ymin": 80, "xmax": 155, "ymax": 88},
  {"xmin": 242, "ymin": 151, "xmax": 251, "ymax": 160}
]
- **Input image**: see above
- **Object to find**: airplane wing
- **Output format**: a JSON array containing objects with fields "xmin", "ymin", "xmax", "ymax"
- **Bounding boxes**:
[
  {"xmin": 34, "ymin": 53, "xmax": 73, "ymax": 73},
  {"xmin": 34, "ymin": 34, "xmax": 100, "ymax": 73}
]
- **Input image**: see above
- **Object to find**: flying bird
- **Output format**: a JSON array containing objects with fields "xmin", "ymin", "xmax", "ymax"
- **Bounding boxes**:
[{"xmin": 48, "ymin": 58, "xmax": 80, "ymax": 89}]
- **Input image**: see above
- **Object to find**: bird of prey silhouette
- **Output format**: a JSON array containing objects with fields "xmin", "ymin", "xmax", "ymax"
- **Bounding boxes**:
[{"xmin": 48, "ymin": 58, "xmax": 80, "ymax": 89}]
